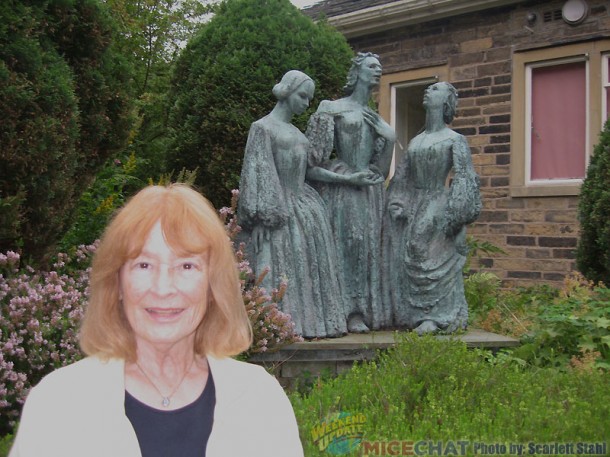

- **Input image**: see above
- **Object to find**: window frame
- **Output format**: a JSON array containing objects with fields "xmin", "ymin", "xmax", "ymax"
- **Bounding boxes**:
[
  {"xmin": 511, "ymin": 40, "xmax": 610, "ymax": 197},
  {"xmin": 525, "ymin": 56, "xmax": 589, "ymax": 186}
]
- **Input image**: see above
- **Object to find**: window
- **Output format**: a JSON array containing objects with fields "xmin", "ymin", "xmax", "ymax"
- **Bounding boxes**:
[
  {"xmin": 527, "ymin": 58, "xmax": 587, "ymax": 183},
  {"xmin": 379, "ymin": 65, "xmax": 448, "ymax": 178},
  {"xmin": 511, "ymin": 40, "xmax": 610, "ymax": 197}
]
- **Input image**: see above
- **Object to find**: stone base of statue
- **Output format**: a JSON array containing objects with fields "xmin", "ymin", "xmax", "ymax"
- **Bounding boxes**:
[{"xmin": 248, "ymin": 329, "xmax": 519, "ymax": 388}]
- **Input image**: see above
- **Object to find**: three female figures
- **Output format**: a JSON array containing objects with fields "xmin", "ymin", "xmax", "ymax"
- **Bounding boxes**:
[
  {"xmin": 238, "ymin": 70, "xmax": 374, "ymax": 338},
  {"xmin": 383, "ymin": 81, "xmax": 481, "ymax": 334}
]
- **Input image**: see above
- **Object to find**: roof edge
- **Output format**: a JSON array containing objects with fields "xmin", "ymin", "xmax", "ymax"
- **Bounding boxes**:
[{"xmin": 322, "ymin": 0, "xmax": 524, "ymax": 38}]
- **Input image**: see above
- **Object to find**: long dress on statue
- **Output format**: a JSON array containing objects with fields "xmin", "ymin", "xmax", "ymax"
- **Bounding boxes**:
[
  {"xmin": 306, "ymin": 100, "xmax": 392, "ymax": 330},
  {"xmin": 237, "ymin": 115, "xmax": 347, "ymax": 338},
  {"xmin": 383, "ymin": 130, "xmax": 481, "ymax": 332}
]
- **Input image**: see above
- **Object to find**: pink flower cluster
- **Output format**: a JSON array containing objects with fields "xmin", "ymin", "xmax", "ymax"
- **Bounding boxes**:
[{"xmin": 0, "ymin": 245, "xmax": 95, "ymax": 433}]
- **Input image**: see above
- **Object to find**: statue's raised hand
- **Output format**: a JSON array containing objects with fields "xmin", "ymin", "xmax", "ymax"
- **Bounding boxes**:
[{"xmin": 363, "ymin": 108, "xmax": 396, "ymax": 142}]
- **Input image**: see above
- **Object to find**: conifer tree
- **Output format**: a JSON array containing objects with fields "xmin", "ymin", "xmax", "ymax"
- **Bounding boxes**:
[
  {"xmin": 577, "ymin": 120, "xmax": 610, "ymax": 284},
  {"xmin": 0, "ymin": 0, "xmax": 134, "ymax": 263}
]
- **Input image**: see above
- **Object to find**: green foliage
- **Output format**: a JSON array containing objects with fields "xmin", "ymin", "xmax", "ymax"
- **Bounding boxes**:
[
  {"xmin": 167, "ymin": 0, "xmax": 353, "ymax": 207},
  {"xmin": 0, "ymin": 434, "xmax": 12, "ymax": 457},
  {"xmin": 0, "ymin": 0, "xmax": 134, "ymax": 264},
  {"xmin": 577, "ymin": 119, "xmax": 610, "ymax": 284},
  {"xmin": 59, "ymin": 153, "xmax": 200, "ymax": 250},
  {"xmin": 104, "ymin": 0, "xmax": 214, "ymax": 186},
  {"xmin": 464, "ymin": 271, "xmax": 501, "ymax": 316},
  {"xmin": 514, "ymin": 276, "xmax": 610, "ymax": 370},
  {"xmin": 106, "ymin": 0, "xmax": 214, "ymax": 95},
  {"xmin": 59, "ymin": 153, "xmax": 144, "ymax": 250},
  {"xmin": 466, "ymin": 277, "xmax": 557, "ymax": 339},
  {"xmin": 464, "ymin": 235, "xmax": 507, "ymax": 273},
  {"xmin": 291, "ymin": 334, "xmax": 610, "ymax": 456},
  {"xmin": 0, "ymin": 190, "xmax": 26, "ymax": 249}
]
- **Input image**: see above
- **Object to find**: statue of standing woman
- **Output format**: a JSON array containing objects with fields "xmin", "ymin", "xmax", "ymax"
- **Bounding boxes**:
[
  {"xmin": 238, "ymin": 70, "xmax": 361, "ymax": 338},
  {"xmin": 383, "ymin": 82, "xmax": 481, "ymax": 334},
  {"xmin": 306, "ymin": 53, "xmax": 396, "ymax": 333}
]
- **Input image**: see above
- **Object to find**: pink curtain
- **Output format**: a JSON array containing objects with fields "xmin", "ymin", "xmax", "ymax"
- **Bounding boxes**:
[{"xmin": 531, "ymin": 61, "xmax": 586, "ymax": 180}]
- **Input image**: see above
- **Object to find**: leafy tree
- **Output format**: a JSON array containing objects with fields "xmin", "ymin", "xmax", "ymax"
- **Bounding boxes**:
[
  {"xmin": 577, "ymin": 120, "xmax": 610, "ymax": 284},
  {"xmin": 0, "ymin": 0, "xmax": 134, "ymax": 264},
  {"xmin": 166, "ymin": 0, "xmax": 353, "ymax": 208},
  {"xmin": 104, "ymin": 0, "xmax": 216, "ymax": 183}
]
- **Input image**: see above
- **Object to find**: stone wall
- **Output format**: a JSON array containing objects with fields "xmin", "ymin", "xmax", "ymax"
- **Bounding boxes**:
[{"xmin": 343, "ymin": 0, "xmax": 610, "ymax": 287}]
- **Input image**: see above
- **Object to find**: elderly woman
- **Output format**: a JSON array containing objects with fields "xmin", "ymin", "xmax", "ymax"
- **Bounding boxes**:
[
  {"xmin": 10, "ymin": 184, "xmax": 304, "ymax": 457},
  {"xmin": 238, "ymin": 70, "xmax": 375, "ymax": 338},
  {"xmin": 306, "ymin": 52, "xmax": 396, "ymax": 333},
  {"xmin": 383, "ymin": 82, "xmax": 481, "ymax": 334}
]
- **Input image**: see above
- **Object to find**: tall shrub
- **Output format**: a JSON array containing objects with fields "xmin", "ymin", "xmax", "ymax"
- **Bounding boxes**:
[
  {"xmin": 577, "ymin": 120, "xmax": 610, "ymax": 284},
  {"xmin": 0, "ymin": 0, "xmax": 134, "ymax": 264},
  {"xmin": 166, "ymin": 0, "xmax": 353, "ymax": 208}
]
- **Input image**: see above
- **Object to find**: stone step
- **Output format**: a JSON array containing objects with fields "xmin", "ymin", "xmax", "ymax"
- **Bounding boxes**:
[{"xmin": 249, "ymin": 329, "xmax": 519, "ymax": 388}]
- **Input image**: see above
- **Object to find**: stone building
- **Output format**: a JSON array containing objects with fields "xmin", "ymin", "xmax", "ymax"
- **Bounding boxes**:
[{"xmin": 304, "ymin": 0, "xmax": 610, "ymax": 287}]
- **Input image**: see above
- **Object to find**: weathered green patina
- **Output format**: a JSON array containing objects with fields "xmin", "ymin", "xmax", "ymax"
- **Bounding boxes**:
[{"xmin": 383, "ymin": 82, "xmax": 481, "ymax": 334}]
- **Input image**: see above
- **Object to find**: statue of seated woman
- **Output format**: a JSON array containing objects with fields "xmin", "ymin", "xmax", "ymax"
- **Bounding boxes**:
[{"xmin": 383, "ymin": 81, "xmax": 481, "ymax": 334}]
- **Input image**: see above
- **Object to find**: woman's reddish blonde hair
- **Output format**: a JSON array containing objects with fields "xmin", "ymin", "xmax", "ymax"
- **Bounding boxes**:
[{"xmin": 79, "ymin": 184, "xmax": 252, "ymax": 361}]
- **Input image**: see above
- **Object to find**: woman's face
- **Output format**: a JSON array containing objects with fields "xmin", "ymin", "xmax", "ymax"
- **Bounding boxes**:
[
  {"xmin": 358, "ymin": 56, "xmax": 382, "ymax": 87},
  {"xmin": 287, "ymin": 79, "xmax": 314, "ymax": 115},
  {"xmin": 423, "ymin": 82, "xmax": 450, "ymax": 109},
  {"xmin": 119, "ymin": 221, "xmax": 208, "ymax": 352}
]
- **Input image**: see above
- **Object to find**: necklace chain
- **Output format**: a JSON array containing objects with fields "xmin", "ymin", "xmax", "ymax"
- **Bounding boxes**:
[{"xmin": 136, "ymin": 358, "xmax": 195, "ymax": 408}]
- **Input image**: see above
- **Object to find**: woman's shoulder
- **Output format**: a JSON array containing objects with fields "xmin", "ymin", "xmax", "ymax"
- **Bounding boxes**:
[
  {"xmin": 447, "ymin": 128, "xmax": 466, "ymax": 142},
  {"xmin": 207, "ymin": 356, "xmax": 282, "ymax": 394},
  {"xmin": 19, "ymin": 357, "xmax": 123, "ymax": 425},
  {"xmin": 31, "ymin": 357, "xmax": 122, "ymax": 399},
  {"xmin": 251, "ymin": 115, "xmax": 295, "ymax": 135},
  {"xmin": 251, "ymin": 116, "xmax": 273, "ymax": 130},
  {"xmin": 41, "ymin": 356, "xmax": 120, "ymax": 381},
  {"xmin": 208, "ymin": 355, "xmax": 270, "ymax": 378},
  {"xmin": 315, "ymin": 99, "xmax": 347, "ymax": 115}
]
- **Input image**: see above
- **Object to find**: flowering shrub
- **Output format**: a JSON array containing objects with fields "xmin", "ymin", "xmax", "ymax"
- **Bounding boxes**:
[
  {"xmin": 0, "ymin": 245, "xmax": 95, "ymax": 434},
  {"xmin": 1, "ymin": 189, "xmax": 301, "ymax": 434}
]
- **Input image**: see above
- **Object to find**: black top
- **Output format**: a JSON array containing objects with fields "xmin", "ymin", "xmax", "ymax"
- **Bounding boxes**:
[{"xmin": 125, "ymin": 372, "xmax": 216, "ymax": 457}]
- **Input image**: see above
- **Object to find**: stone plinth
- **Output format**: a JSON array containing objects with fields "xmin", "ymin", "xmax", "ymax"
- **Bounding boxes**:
[{"xmin": 249, "ymin": 329, "xmax": 519, "ymax": 388}]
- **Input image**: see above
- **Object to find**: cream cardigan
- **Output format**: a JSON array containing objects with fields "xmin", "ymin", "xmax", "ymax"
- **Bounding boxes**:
[{"xmin": 10, "ymin": 355, "xmax": 304, "ymax": 457}]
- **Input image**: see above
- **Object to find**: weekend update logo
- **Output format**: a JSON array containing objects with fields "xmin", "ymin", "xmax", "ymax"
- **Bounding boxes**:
[{"xmin": 311, "ymin": 412, "xmax": 366, "ymax": 455}]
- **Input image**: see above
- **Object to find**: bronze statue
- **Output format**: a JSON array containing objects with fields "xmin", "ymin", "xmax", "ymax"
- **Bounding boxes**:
[
  {"xmin": 306, "ymin": 53, "xmax": 396, "ymax": 333},
  {"xmin": 383, "ymin": 81, "xmax": 481, "ymax": 334},
  {"xmin": 238, "ymin": 70, "xmax": 351, "ymax": 338}
]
